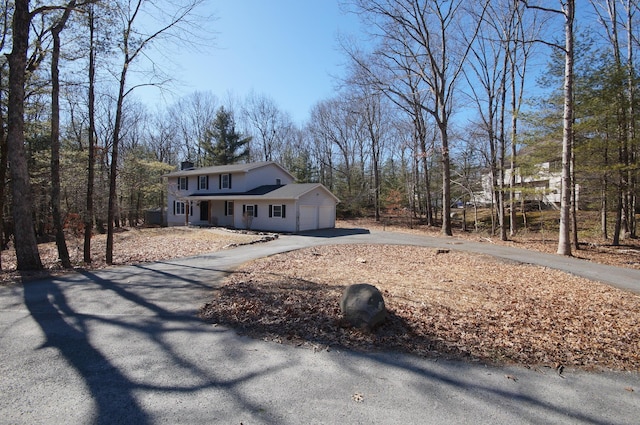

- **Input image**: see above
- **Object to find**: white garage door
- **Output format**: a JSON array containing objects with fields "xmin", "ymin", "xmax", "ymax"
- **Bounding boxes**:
[
  {"xmin": 299, "ymin": 206, "xmax": 318, "ymax": 231},
  {"xmin": 318, "ymin": 206, "xmax": 335, "ymax": 229}
]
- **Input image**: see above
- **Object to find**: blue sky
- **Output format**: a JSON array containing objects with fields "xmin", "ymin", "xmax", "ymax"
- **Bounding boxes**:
[{"xmin": 148, "ymin": 0, "xmax": 362, "ymax": 125}]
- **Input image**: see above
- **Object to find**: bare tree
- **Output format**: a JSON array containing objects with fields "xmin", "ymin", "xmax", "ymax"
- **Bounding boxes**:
[
  {"xmin": 243, "ymin": 91, "xmax": 293, "ymax": 163},
  {"xmin": 105, "ymin": 0, "xmax": 205, "ymax": 264},
  {"xmin": 7, "ymin": 0, "xmax": 43, "ymax": 270},
  {"xmin": 84, "ymin": 1, "xmax": 97, "ymax": 263},
  {"xmin": 524, "ymin": 0, "xmax": 575, "ymax": 255},
  {"xmin": 0, "ymin": 1, "xmax": 10, "ymax": 270},
  {"xmin": 352, "ymin": 0, "xmax": 489, "ymax": 235},
  {"xmin": 171, "ymin": 91, "xmax": 219, "ymax": 165},
  {"xmin": 558, "ymin": 0, "xmax": 575, "ymax": 256},
  {"xmin": 50, "ymin": 1, "xmax": 87, "ymax": 269}
]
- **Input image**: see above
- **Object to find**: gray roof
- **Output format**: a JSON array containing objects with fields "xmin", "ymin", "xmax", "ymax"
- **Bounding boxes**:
[
  {"xmin": 184, "ymin": 183, "xmax": 340, "ymax": 203},
  {"xmin": 164, "ymin": 161, "xmax": 294, "ymax": 179}
]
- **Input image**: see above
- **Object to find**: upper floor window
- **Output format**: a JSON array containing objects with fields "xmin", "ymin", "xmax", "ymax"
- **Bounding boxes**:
[
  {"xmin": 220, "ymin": 173, "xmax": 232, "ymax": 189},
  {"xmin": 178, "ymin": 176, "xmax": 188, "ymax": 190},
  {"xmin": 198, "ymin": 175, "xmax": 209, "ymax": 190}
]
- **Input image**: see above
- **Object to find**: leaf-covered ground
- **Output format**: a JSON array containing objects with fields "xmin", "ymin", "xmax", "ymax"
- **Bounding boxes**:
[
  {"xmin": 200, "ymin": 244, "xmax": 640, "ymax": 372},
  {"xmin": 0, "ymin": 227, "xmax": 268, "ymax": 285},
  {"xmin": 3, "ymin": 222, "xmax": 640, "ymax": 371}
]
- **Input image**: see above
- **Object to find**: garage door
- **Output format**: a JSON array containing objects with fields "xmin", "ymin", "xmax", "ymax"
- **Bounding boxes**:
[
  {"xmin": 318, "ymin": 206, "xmax": 335, "ymax": 229},
  {"xmin": 299, "ymin": 206, "xmax": 317, "ymax": 231}
]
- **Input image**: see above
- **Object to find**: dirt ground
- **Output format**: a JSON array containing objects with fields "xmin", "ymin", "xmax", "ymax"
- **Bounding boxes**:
[{"xmin": 3, "ymin": 222, "xmax": 640, "ymax": 371}]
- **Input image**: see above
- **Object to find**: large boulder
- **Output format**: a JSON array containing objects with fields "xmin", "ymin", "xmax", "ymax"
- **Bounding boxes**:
[{"xmin": 340, "ymin": 284, "xmax": 386, "ymax": 329}]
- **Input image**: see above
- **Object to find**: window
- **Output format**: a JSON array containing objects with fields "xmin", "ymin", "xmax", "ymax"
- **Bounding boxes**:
[
  {"xmin": 219, "ymin": 173, "xmax": 232, "ymax": 189},
  {"xmin": 198, "ymin": 175, "xmax": 209, "ymax": 190},
  {"xmin": 276, "ymin": 179, "xmax": 281, "ymax": 185},
  {"xmin": 225, "ymin": 201, "xmax": 234, "ymax": 216},
  {"xmin": 173, "ymin": 201, "xmax": 193, "ymax": 216},
  {"xmin": 174, "ymin": 201, "xmax": 185, "ymax": 215},
  {"xmin": 178, "ymin": 176, "xmax": 188, "ymax": 190},
  {"xmin": 269, "ymin": 204, "xmax": 286, "ymax": 218},
  {"xmin": 243, "ymin": 204, "xmax": 257, "ymax": 217}
]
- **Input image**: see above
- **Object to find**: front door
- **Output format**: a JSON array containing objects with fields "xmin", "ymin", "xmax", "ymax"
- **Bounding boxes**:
[{"xmin": 200, "ymin": 201, "xmax": 209, "ymax": 222}]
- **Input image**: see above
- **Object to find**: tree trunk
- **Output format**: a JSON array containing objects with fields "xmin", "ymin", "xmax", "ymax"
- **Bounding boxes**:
[
  {"xmin": 557, "ymin": 0, "xmax": 574, "ymax": 256},
  {"xmin": 601, "ymin": 176, "xmax": 608, "ymax": 239},
  {"xmin": 7, "ymin": 0, "xmax": 43, "ymax": 271},
  {"xmin": 84, "ymin": 4, "xmax": 96, "ymax": 263},
  {"xmin": 50, "ymin": 3, "xmax": 76, "ymax": 269},
  {"xmin": 106, "ymin": 61, "xmax": 128, "ymax": 265},
  {"xmin": 0, "ymin": 71, "xmax": 6, "ymax": 271},
  {"xmin": 440, "ymin": 121, "xmax": 452, "ymax": 236}
]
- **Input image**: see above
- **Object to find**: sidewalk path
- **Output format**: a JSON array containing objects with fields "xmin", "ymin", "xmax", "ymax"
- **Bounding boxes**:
[{"xmin": 1, "ymin": 228, "xmax": 638, "ymax": 424}]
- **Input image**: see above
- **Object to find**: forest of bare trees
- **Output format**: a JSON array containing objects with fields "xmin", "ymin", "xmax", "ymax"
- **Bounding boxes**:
[{"xmin": 1, "ymin": 0, "xmax": 639, "ymax": 270}]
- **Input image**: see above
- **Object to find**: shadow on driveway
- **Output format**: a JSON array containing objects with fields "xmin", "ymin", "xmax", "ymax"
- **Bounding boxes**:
[
  {"xmin": 296, "ymin": 227, "xmax": 370, "ymax": 238},
  {"xmin": 23, "ymin": 277, "xmax": 150, "ymax": 424},
  {"xmin": 21, "ymin": 268, "xmax": 289, "ymax": 424}
]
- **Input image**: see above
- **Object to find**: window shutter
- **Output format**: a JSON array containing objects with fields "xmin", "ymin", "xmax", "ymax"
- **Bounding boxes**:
[
  {"xmin": 229, "ymin": 174, "xmax": 232, "ymax": 189},
  {"xmin": 206, "ymin": 176, "xmax": 209, "ymax": 190},
  {"xmin": 269, "ymin": 205, "xmax": 273, "ymax": 217},
  {"xmin": 185, "ymin": 177, "xmax": 189, "ymax": 191},
  {"xmin": 173, "ymin": 201, "xmax": 176, "ymax": 215},
  {"xmin": 224, "ymin": 201, "xmax": 228, "ymax": 216},
  {"xmin": 254, "ymin": 205, "xmax": 258, "ymax": 217},
  {"xmin": 282, "ymin": 205, "xmax": 286, "ymax": 218},
  {"xmin": 242, "ymin": 204, "xmax": 246, "ymax": 215},
  {"xmin": 190, "ymin": 202, "xmax": 193, "ymax": 216}
]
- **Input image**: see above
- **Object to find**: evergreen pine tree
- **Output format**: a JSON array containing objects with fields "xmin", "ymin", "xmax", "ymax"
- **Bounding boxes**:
[{"xmin": 205, "ymin": 106, "xmax": 251, "ymax": 165}]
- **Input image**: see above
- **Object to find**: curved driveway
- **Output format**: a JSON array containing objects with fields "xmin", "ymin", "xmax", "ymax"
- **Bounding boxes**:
[{"xmin": 1, "ymin": 228, "xmax": 639, "ymax": 424}]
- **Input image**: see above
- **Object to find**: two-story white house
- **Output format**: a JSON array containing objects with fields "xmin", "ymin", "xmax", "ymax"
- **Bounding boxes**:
[
  {"xmin": 165, "ymin": 161, "xmax": 339, "ymax": 232},
  {"xmin": 474, "ymin": 161, "xmax": 579, "ymax": 207}
]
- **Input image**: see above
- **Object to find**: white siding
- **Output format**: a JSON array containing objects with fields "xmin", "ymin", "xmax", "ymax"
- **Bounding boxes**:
[
  {"xmin": 236, "ymin": 201, "xmax": 297, "ymax": 232},
  {"xmin": 244, "ymin": 165, "xmax": 294, "ymax": 189}
]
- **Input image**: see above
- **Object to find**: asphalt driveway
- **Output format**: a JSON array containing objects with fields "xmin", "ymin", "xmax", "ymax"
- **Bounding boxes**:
[{"xmin": 1, "ymin": 228, "xmax": 639, "ymax": 424}]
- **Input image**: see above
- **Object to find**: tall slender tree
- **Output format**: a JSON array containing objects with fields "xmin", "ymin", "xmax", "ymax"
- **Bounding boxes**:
[
  {"xmin": 523, "ymin": 0, "xmax": 575, "ymax": 256},
  {"xmin": 84, "ymin": 2, "xmax": 97, "ymax": 263},
  {"xmin": 50, "ymin": 1, "xmax": 82, "ymax": 269},
  {"xmin": 105, "ymin": 0, "xmax": 205, "ymax": 264},
  {"xmin": 7, "ymin": 0, "xmax": 43, "ymax": 270}
]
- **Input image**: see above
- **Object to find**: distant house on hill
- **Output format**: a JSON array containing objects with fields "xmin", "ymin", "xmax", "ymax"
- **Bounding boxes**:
[
  {"xmin": 475, "ymin": 161, "xmax": 579, "ymax": 207},
  {"xmin": 165, "ymin": 161, "xmax": 339, "ymax": 232}
]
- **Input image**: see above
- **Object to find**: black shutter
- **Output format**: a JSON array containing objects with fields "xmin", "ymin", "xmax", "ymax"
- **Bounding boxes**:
[
  {"xmin": 229, "ymin": 174, "xmax": 232, "ymax": 189},
  {"xmin": 282, "ymin": 205, "xmax": 286, "ymax": 218},
  {"xmin": 206, "ymin": 176, "xmax": 209, "ymax": 190},
  {"xmin": 224, "ymin": 201, "xmax": 228, "ymax": 216},
  {"xmin": 190, "ymin": 202, "xmax": 193, "ymax": 216},
  {"xmin": 219, "ymin": 175, "xmax": 222, "ymax": 189},
  {"xmin": 269, "ymin": 205, "xmax": 273, "ymax": 217},
  {"xmin": 254, "ymin": 205, "xmax": 258, "ymax": 217},
  {"xmin": 173, "ymin": 201, "xmax": 176, "ymax": 215},
  {"xmin": 185, "ymin": 177, "xmax": 189, "ymax": 190},
  {"xmin": 242, "ymin": 204, "xmax": 246, "ymax": 215}
]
